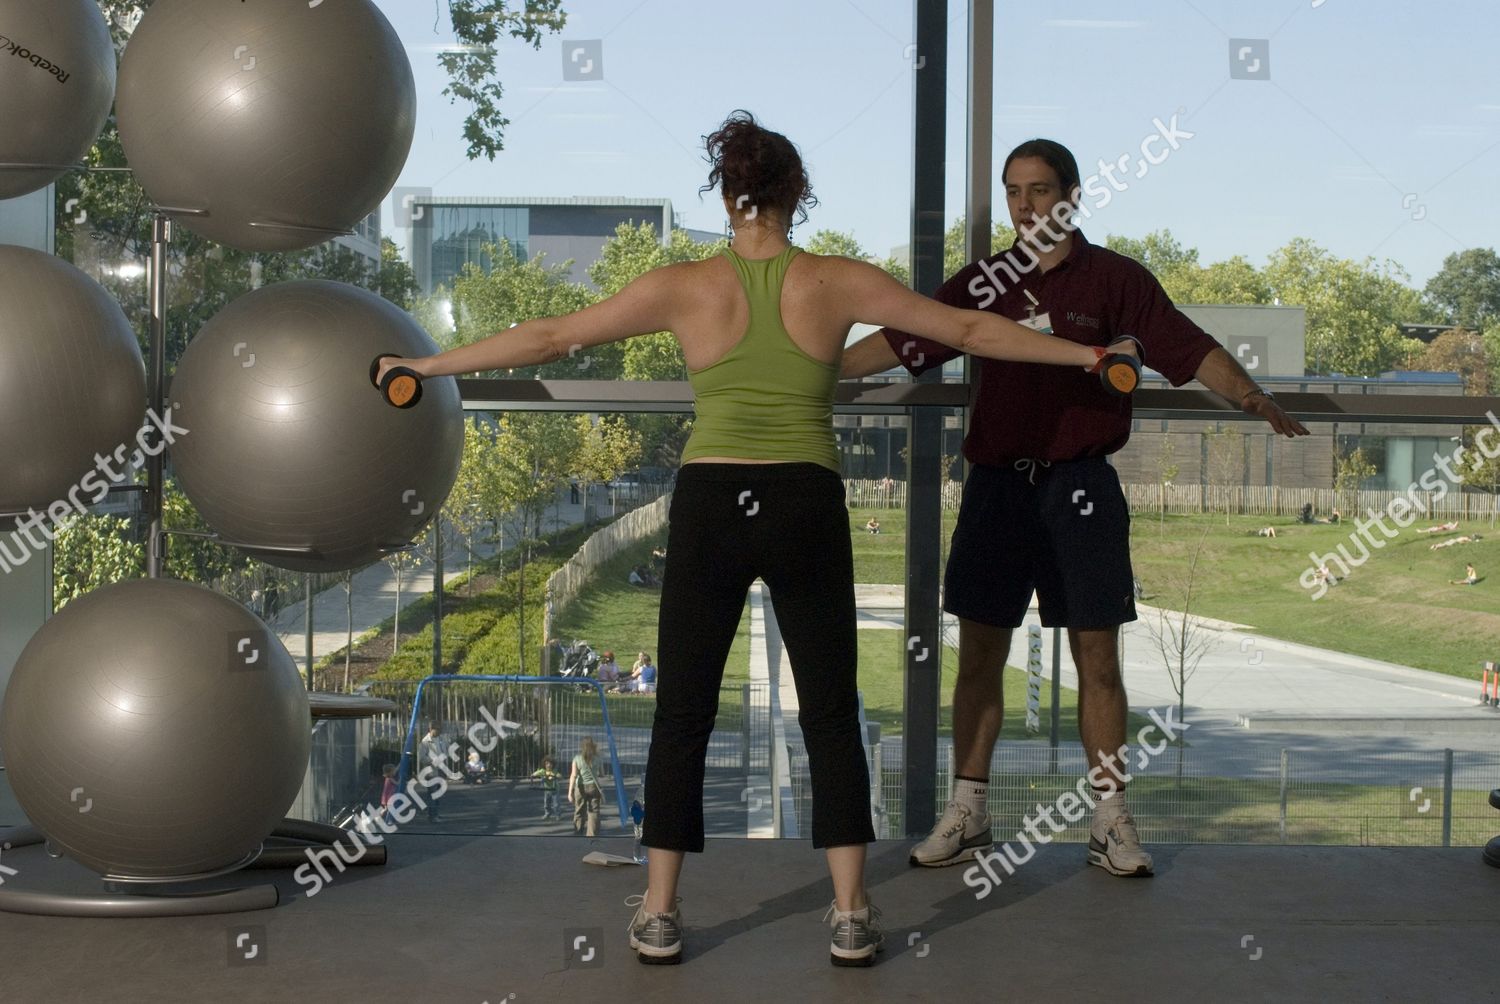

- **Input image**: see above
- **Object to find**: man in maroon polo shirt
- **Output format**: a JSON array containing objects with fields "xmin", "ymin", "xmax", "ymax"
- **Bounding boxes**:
[{"xmin": 841, "ymin": 139, "xmax": 1307, "ymax": 876}]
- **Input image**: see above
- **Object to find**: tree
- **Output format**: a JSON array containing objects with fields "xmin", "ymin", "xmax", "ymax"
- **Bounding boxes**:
[
  {"xmin": 1334, "ymin": 446, "xmax": 1376, "ymax": 517},
  {"xmin": 436, "ymin": 1, "xmax": 569, "ymax": 161},
  {"xmin": 1263, "ymin": 239, "xmax": 1432, "ymax": 376},
  {"xmin": 52, "ymin": 514, "xmax": 143, "ymax": 609},
  {"xmin": 447, "ymin": 239, "xmax": 600, "ymax": 374},
  {"xmin": 943, "ymin": 216, "xmax": 1018, "ymax": 280},
  {"xmin": 1155, "ymin": 435, "xmax": 1180, "ymax": 527},
  {"xmin": 1401, "ymin": 328, "xmax": 1491, "ymax": 396},
  {"xmin": 570, "ymin": 415, "xmax": 642, "ymax": 526},
  {"xmin": 384, "ymin": 548, "xmax": 424, "ymax": 650},
  {"xmin": 490, "ymin": 413, "xmax": 579, "ymax": 672},
  {"xmin": 1170, "ymin": 256, "xmax": 1273, "ymax": 306},
  {"xmin": 1142, "ymin": 527, "xmax": 1215, "ymax": 776},
  {"xmin": 1106, "ymin": 230, "xmax": 1199, "ymax": 281},
  {"xmin": 805, "ymin": 229, "xmax": 910, "ymax": 285},
  {"xmin": 443, "ymin": 418, "xmax": 499, "ymax": 591},
  {"xmin": 377, "ymin": 236, "xmax": 422, "ymax": 311},
  {"xmin": 1203, "ymin": 427, "xmax": 1245, "ymax": 524},
  {"xmin": 1425, "ymin": 248, "xmax": 1500, "ymax": 331}
]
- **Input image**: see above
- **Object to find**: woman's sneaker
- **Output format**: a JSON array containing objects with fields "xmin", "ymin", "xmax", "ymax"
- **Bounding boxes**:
[
  {"xmin": 626, "ymin": 893, "xmax": 683, "ymax": 964},
  {"xmin": 908, "ymin": 800, "xmax": 992, "ymax": 867},
  {"xmin": 825, "ymin": 900, "xmax": 884, "ymax": 967}
]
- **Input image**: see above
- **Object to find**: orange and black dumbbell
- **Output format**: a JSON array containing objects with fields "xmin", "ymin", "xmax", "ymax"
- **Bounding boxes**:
[
  {"xmin": 1091, "ymin": 340, "xmax": 1142, "ymax": 396},
  {"xmin": 369, "ymin": 354, "xmax": 423, "ymax": 409}
]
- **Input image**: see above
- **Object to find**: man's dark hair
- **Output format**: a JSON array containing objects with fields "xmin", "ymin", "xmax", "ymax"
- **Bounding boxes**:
[{"xmin": 1002, "ymin": 138, "xmax": 1082, "ymax": 197}]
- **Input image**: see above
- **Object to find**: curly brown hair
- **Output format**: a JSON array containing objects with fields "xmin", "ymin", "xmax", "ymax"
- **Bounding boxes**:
[{"xmin": 700, "ymin": 110, "xmax": 818, "ymax": 228}]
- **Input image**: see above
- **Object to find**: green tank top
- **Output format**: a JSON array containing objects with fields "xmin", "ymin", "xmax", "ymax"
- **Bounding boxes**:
[{"xmin": 680, "ymin": 246, "xmax": 840, "ymax": 472}]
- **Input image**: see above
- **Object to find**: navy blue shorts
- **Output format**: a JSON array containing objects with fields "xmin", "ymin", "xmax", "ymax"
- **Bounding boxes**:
[{"xmin": 943, "ymin": 458, "xmax": 1137, "ymax": 629}]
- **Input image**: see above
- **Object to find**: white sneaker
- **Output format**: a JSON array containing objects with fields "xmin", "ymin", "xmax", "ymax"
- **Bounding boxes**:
[
  {"xmin": 908, "ymin": 800, "xmax": 992, "ymax": 868},
  {"xmin": 1088, "ymin": 799, "xmax": 1153, "ymax": 877}
]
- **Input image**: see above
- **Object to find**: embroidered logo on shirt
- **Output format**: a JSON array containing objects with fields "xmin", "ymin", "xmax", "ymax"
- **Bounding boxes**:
[{"xmin": 1066, "ymin": 311, "xmax": 1101, "ymax": 329}]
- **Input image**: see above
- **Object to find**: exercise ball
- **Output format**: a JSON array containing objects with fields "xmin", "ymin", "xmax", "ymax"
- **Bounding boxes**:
[
  {"xmin": 169, "ymin": 281, "xmax": 463, "ymax": 573},
  {"xmin": 0, "ymin": 578, "xmax": 310, "ymax": 880},
  {"xmin": 0, "ymin": 0, "xmax": 117, "ymax": 199},
  {"xmin": 0, "ymin": 245, "xmax": 146, "ymax": 515},
  {"xmin": 114, "ymin": 0, "xmax": 415, "ymax": 252}
]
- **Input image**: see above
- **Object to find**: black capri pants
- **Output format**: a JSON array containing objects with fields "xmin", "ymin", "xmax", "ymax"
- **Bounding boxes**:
[{"xmin": 642, "ymin": 462, "xmax": 875, "ymax": 852}]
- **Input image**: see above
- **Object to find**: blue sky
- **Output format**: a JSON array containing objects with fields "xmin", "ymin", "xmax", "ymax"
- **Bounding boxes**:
[{"xmin": 377, "ymin": 0, "xmax": 1498, "ymax": 287}]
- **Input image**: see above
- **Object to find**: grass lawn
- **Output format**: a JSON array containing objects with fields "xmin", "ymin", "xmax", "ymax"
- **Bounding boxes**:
[
  {"xmin": 847, "ymin": 506, "xmax": 958, "ymax": 584},
  {"xmin": 550, "ymin": 527, "xmax": 754, "ymax": 687},
  {"xmin": 1129, "ymin": 511, "xmax": 1500, "ymax": 679}
]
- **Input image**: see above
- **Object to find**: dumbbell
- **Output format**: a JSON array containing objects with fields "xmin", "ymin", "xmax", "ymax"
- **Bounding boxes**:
[
  {"xmin": 369, "ymin": 354, "xmax": 423, "ymax": 409},
  {"xmin": 1090, "ymin": 340, "xmax": 1142, "ymax": 396}
]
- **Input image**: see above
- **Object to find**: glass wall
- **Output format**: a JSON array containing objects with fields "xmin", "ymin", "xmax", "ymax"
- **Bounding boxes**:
[{"xmin": 3, "ymin": 0, "xmax": 1497, "ymax": 855}]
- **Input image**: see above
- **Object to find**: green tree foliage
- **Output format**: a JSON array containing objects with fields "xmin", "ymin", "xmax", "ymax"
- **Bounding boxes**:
[
  {"xmin": 378, "ymin": 236, "xmax": 422, "ymax": 311},
  {"xmin": 805, "ymin": 229, "xmax": 910, "ymax": 285},
  {"xmin": 1262, "ymin": 239, "xmax": 1432, "ymax": 376},
  {"xmin": 1425, "ymin": 248, "xmax": 1500, "ymax": 331},
  {"xmin": 943, "ymin": 217, "xmax": 1019, "ymax": 281},
  {"xmin": 1400, "ymin": 328, "xmax": 1491, "ymax": 396},
  {"xmin": 447, "ymin": 239, "xmax": 599, "ymax": 374},
  {"xmin": 570, "ymin": 415, "xmax": 643, "ymax": 526},
  {"xmin": 52, "ymin": 515, "xmax": 143, "ymax": 609},
  {"xmin": 1334, "ymin": 446, "xmax": 1377, "ymax": 515},
  {"xmin": 436, "ymin": 0, "xmax": 568, "ymax": 161}
]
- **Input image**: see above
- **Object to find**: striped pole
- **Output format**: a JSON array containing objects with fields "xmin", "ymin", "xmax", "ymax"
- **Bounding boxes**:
[{"xmin": 1025, "ymin": 625, "xmax": 1043, "ymax": 735}]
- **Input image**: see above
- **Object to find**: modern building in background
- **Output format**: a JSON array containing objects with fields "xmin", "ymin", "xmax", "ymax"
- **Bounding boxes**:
[
  {"xmin": 406, "ymin": 196, "xmax": 721, "ymax": 294},
  {"xmin": 333, "ymin": 208, "xmax": 382, "ymax": 274}
]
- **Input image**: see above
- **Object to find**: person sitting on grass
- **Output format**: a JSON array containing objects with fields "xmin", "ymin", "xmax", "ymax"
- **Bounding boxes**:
[
  {"xmin": 597, "ymin": 650, "xmax": 621, "ymax": 690},
  {"xmin": 629, "ymin": 652, "xmax": 658, "ymax": 694},
  {"xmin": 1418, "ymin": 520, "xmax": 1459, "ymax": 535},
  {"xmin": 1451, "ymin": 563, "xmax": 1480, "ymax": 586},
  {"xmin": 865, "ymin": 518, "xmax": 881, "ymax": 535},
  {"xmin": 1314, "ymin": 564, "xmax": 1340, "ymax": 587}
]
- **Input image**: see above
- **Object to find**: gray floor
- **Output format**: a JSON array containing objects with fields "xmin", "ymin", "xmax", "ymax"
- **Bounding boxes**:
[{"xmin": 0, "ymin": 836, "xmax": 1496, "ymax": 1003}]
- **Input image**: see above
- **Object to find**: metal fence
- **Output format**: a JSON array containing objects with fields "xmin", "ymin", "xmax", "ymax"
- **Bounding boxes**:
[
  {"xmin": 344, "ymin": 678, "xmax": 771, "ymax": 833},
  {"xmin": 792, "ymin": 742, "xmax": 1500, "ymax": 847},
  {"xmin": 1124, "ymin": 482, "xmax": 1500, "ymax": 520}
]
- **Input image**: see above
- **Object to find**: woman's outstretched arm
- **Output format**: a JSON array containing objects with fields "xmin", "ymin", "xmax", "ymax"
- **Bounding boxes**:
[
  {"xmin": 838, "ymin": 260, "xmax": 1133, "ymax": 369},
  {"xmin": 377, "ymin": 264, "xmax": 684, "ymax": 383}
]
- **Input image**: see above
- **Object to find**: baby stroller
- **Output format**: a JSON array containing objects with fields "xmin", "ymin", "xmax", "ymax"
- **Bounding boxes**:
[{"xmin": 558, "ymin": 640, "xmax": 600, "ymax": 692}]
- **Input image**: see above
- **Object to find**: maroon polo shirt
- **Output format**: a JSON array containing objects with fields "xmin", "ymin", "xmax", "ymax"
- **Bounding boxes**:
[{"xmin": 882, "ymin": 231, "xmax": 1220, "ymax": 464}]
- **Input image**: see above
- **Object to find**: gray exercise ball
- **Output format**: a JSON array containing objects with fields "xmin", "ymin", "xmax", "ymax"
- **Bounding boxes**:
[
  {"xmin": 169, "ymin": 281, "xmax": 463, "ymax": 573},
  {"xmin": 0, "ymin": 578, "xmax": 310, "ymax": 881},
  {"xmin": 0, "ymin": 0, "xmax": 117, "ymax": 199},
  {"xmin": 0, "ymin": 245, "xmax": 146, "ymax": 515},
  {"xmin": 114, "ymin": 0, "xmax": 415, "ymax": 252}
]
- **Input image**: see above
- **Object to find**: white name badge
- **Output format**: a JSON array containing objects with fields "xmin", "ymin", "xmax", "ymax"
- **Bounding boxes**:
[{"xmin": 1019, "ymin": 311, "xmax": 1053, "ymax": 334}]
